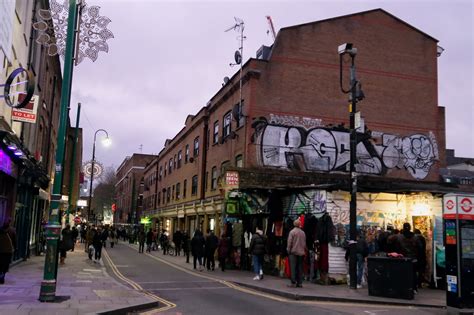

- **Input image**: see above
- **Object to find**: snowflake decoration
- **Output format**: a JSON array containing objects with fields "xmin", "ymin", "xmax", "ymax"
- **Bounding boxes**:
[{"xmin": 33, "ymin": 0, "xmax": 113, "ymax": 64}]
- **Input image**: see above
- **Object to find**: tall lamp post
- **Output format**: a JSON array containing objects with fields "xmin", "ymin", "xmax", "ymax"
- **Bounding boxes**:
[
  {"xmin": 88, "ymin": 129, "xmax": 111, "ymax": 224},
  {"xmin": 338, "ymin": 43, "xmax": 365, "ymax": 289}
]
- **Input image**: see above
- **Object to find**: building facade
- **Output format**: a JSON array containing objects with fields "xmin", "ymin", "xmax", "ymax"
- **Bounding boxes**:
[
  {"xmin": 115, "ymin": 154, "xmax": 157, "ymax": 225},
  {"xmin": 136, "ymin": 9, "xmax": 459, "ymax": 282}
]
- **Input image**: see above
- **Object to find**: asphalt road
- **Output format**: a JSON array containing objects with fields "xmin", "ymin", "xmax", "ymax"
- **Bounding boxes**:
[{"xmin": 103, "ymin": 244, "xmax": 444, "ymax": 315}]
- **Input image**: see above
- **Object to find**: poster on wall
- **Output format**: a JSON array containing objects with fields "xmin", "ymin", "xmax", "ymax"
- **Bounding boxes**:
[{"xmin": 412, "ymin": 215, "xmax": 432, "ymax": 238}]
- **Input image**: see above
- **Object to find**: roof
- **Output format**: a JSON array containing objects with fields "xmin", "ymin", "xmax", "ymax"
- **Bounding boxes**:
[{"xmin": 280, "ymin": 8, "xmax": 438, "ymax": 43}]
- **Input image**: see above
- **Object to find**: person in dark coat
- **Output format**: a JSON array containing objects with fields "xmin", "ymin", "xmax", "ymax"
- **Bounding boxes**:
[
  {"xmin": 398, "ymin": 223, "xmax": 419, "ymax": 293},
  {"xmin": 173, "ymin": 229, "xmax": 183, "ymax": 256},
  {"xmin": 182, "ymin": 231, "xmax": 191, "ymax": 263},
  {"xmin": 146, "ymin": 229, "xmax": 154, "ymax": 253},
  {"xmin": 249, "ymin": 228, "xmax": 266, "ymax": 280},
  {"xmin": 0, "ymin": 220, "xmax": 15, "ymax": 284},
  {"xmin": 138, "ymin": 229, "xmax": 146, "ymax": 254},
  {"xmin": 205, "ymin": 230, "xmax": 219, "ymax": 271},
  {"xmin": 60, "ymin": 225, "xmax": 73, "ymax": 265},
  {"xmin": 71, "ymin": 226, "xmax": 79, "ymax": 252},
  {"xmin": 414, "ymin": 229, "xmax": 427, "ymax": 288},
  {"xmin": 93, "ymin": 227, "xmax": 103, "ymax": 262},
  {"xmin": 191, "ymin": 229, "xmax": 205, "ymax": 271},
  {"xmin": 217, "ymin": 233, "xmax": 230, "ymax": 271}
]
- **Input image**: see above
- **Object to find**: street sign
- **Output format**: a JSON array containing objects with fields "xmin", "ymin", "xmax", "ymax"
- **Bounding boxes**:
[{"xmin": 12, "ymin": 94, "xmax": 39, "ymax": 123}]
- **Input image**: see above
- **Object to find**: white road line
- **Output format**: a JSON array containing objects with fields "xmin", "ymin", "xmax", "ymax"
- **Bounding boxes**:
[
  {"xmin": 149, "ymin": 286, "xmax": 231, "ymax": 291},
  {"xmin": 137, "ymin": 280, "xmax": 215, "ymax": 284}
]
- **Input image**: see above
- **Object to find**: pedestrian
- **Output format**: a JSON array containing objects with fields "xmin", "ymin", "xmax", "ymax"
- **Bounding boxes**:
[
  {"xmin": 414, "ymin": 229, "xmax": 427, "ymax": 288},
  {"xmin": 86, "ymin": 225, "xmax": 95, "ymax": 254},
  {"xmin": 152, "ymin": 229, "xmax": 158, "ymax": 250},
  {"xmin": 217, "ymin": 233, "xmax": 230, "ymax": 271},
  {"xmin": 205, "ymin": 230, "xmax": 218, "ymax": 271},
  {"xmin": 287, "ymin": 219, "xmax": 306, "ymax": 288},
  {"xmin": 109, "ymin": 228, "xmax": 117, "ymax": 248},
  {"xmin": 71, "ymin": 225, "xmax": 78, "ymax": 252},
  {"xmin": 101, "ymin": 227, "xmax": 109, "ymax": 248},
  {"xmin": 249, "ymin": 228, "xmax": 266, "ymax": 280},
  {"xmin": 138, "ymin": 229, "xmax": 146, "ymax": 253},
  {"xmin": 191, "ymin": 229, "xmax": 205, "ymax": 271},
  {"xmin": 355, "ymin": 230, "xmax": 369, "ymax": 289},
  {"xmin": 398, "ymin": 223, "xmax": 419, "ymax": 293},
  {"xmin": 146, "ymin": 229, "xmax": 153, "ymax": 253},
  {"xmin": 59, "ymin": 224, "xmax": 73, "ymax": 265},
  {"xmin": 173, "ymin": 229, "xmax": 183, "ymax": 256},
  {"xmin": 93, "ymin": 227, "xmax": 103, "ymax": 262},
  {"xmin": 182, "ymin": 231, "xmax": 191, "ymax": 263},
  {"xmin": 159, "ymin": 230, "xmax": 169, "ymax": 255},
  {"xmin": 0, "ymin": 219, "xmax": 16, "ymax": 284},
  {"xmin": 80, "ymin": 225, "xmax": 86, "ymax": 244}
]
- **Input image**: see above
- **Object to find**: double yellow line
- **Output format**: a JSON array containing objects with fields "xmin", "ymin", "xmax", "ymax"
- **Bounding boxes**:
[{"xmin": 102, "ymin": 249, "xmax": 176, "ymax": 312}]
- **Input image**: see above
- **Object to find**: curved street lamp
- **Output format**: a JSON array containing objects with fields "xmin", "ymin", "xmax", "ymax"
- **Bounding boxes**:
[{"xmin": 88, "ymin": 129, "xmax": 111, "ymax": 224}]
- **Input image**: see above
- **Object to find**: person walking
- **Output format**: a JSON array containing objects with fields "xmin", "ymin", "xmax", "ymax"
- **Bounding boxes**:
[
  {"xmin": 414, "ymin": 229, "xmax": 427, "ymax": 288},
  {"xmin": 86, "ymin": 225, "xmax": 95, "ymax": 255},
  {"xmin": 249, "ymin": 228, "xmax": 266, "ymax": 280},
  {"xmin": 287, "ymin": 219, "xmax": 306, "ymax": 288},
  {"xmin": 59, "ymin": 225, "xmax": 73, "ymax": 265},
  {"xmin": 109, "ymin": 229, "xmax": 117, "ymax": 248},
  {"xmin": 93, "ymin": 227, "xmax": 103, "ymax": 262},
  {"xmin": 160, "ymin": 230, "xmax": 169, "ymax": 255},
  {"xmin": 398, "ymin": 223, "xmax": 419, "ymax": 293},
  {"xmin": 356, "ymin": 230, "xmax": 369, "ymax": 289},
  {"xmin": 205, "ymin": 230, "xmax": 219, "ymax": 271},
  {"xmin": 101, "ymin": 227, "xmax": 109, "ymax": 248},
  {"xmin": 152, "ymin": 229, "xmax": 158, "ymax": 251},
  {"xmin": 71, "ymin": 226, "xmax": 78, "ymax": 252},
  {"xmin": 173, "ymin": 229, "xmax": 183, "ymax": 256},
  {"xmin": 0, "ymin": 220, "xmax": 15, "ymax": 284},
  {"xmin": 217, "ymin": 233, "xmax": 230, "ymax": 272},
  {"xmin": 138, "ymin": 229, "xmax": 146, "ymax": 254},
  {"xmin": 191, "ymin": 229, "xmax": 205, "ymax": 271},
  {"xmin": 146, "ymin": 229, "xmax": 153, "ymax": 253},
  {"xmin": 182, "ymin": 231, "xmax": 191, "ymax": 263}
]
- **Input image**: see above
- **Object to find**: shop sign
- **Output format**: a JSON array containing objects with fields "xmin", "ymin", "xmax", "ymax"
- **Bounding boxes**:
[
  {"xmin": 443, "ymin": 195, "xmax": 457, "ymax": 219},
  {"xmin": 0, "ymin": 149, "xmax": 13, "ymax": 176},
  {"xmin": 12, "ymin": 94, "xmax": 39, "ymax": 124},
  {"xmin": 458, "ymin": 196, "xmax": 474, "ymax": 220},
  {"xmin": 225, "ymin": 171, "xmax": 239, "ymax": 188}
]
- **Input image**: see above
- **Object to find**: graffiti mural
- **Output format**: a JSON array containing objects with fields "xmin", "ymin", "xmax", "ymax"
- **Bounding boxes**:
[{"xmin": 252, "ymin": 116, "xmax": 438, "ymax": 180}]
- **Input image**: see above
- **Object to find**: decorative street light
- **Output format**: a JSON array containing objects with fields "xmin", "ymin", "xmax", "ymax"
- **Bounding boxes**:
[
  {"xmin": 88, "ymin": 129, "xmax": 111, "ymax": 224},
  {"xmin": 338, "ymin": 43, "xmax": 365, "ymax": 290}
]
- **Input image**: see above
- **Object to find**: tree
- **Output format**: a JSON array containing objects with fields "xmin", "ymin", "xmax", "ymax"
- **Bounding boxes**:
[{"xmin": 92, "ymin": 166, "xmax": 116, "ymax": 220}]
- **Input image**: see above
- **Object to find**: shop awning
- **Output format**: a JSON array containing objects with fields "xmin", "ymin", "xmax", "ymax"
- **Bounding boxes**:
[{"xmin": 233, "ymin": 167, "xmax": 460, "ymax": 195}]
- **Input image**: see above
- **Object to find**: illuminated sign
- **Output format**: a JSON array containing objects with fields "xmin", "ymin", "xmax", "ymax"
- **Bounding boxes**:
[{"xmin": 0, "ymin": 149, "xmax": 13, "ymax": 175}]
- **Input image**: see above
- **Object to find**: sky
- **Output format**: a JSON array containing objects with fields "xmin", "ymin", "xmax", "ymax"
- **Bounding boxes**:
[{"xmin": 67, "ymin": 0, "xmax": 474, "ymax": 171}]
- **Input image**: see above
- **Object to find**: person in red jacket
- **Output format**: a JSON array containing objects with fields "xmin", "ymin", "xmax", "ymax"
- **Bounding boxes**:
[{"xmin": 287, "ymin": 219, "xmax": 307, "ymax": 288}]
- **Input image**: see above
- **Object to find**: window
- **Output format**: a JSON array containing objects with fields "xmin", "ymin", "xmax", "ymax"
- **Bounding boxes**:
[
  {"xmin": 169, "ymin": 158, "xmax": 173, "ymax": 174},
  {"xmin": 193, "ymin": 137, "xmax": 199, "ymax": 157},
  {"xmin": 205, "ymin": 171, "xmax": 209, "ymax": 191},
  {"xmin": 221, "ymin": 160, "xmax": 230, "ymax": 174},
  {"xmin": 191, "ymin": 175, "xmax": 198, "ymax": 195},
  {"xmin": 176, "ymin": 182, "xmax": 181, "ymax": 200},
  {"xmin": 172, "ymin": 185, "xmax": 175, "ymax": 200},
  {"xmin": 183, "ymin": 179, "xmax": 187, "ymax": 198},
  {"xmin": 223, "ymin": 111, "xmax": 232, "ymax": 138},
  {"xmin": 211, "ymin": 166, "xmax": 218, "ymax": 190},
  {"xmin": 235, "ymin": 101, "xmax": 245, "ymax": 128},
  {"xmin": 158, "ymin": 192, "xmax": 161, "ymax": 205},
  {"xmin": 213, "ymin": 121, "xmax": 219, "ymax": 144},
  {"xmin": 167, "ymin": 187, "xmax": 171, "ymax": 203},
  {"xmin": 174, "ymin": 155, "xmax": 177, "ymax": 169},
  {"xmin": 185, "ymin": 145, "xmax": 189, "ymax": 163},
  {"xmin": 235, "ymin": 155, "xmax": 243, "ymax": 168},
  {"xmin": 159, "ymin": 166, "xmax": 163, "ymax": 180},
  {"xmin": 177, "ymin": 150, "xmax": 182, "ymax": 168}
]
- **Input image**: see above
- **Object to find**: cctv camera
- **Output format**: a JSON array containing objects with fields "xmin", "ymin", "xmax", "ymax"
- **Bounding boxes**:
[{"xmin": 338, "ymin": 43, "xmax": 357, "ymax": 56}]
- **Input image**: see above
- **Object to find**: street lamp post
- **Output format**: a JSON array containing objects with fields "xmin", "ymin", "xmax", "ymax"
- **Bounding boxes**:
[
  {"xmin": 88, "ymin": 129, "xmax": 110, "ymax": 224},
  {"xmin": 338, "ymin": 43, "xmax": 365, "ymax": 289}
]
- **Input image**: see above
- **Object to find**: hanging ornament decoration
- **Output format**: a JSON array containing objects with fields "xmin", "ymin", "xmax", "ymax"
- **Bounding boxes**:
[
  {"xmin": 83, "ymin": 160, "xmax": 104, "ymax": 179},
  {"xmin": 33, "ymin": 0, "xmax": 113, "ymax": 64}
]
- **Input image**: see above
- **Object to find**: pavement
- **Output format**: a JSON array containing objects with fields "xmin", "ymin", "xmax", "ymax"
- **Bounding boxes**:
[
  {"xmin": 0, "ymin": 243, "xmax": 158, "ymax": 315},
  {"xmin": 126, "ymin": 243, "xmax": 446, "ymax": 309}
]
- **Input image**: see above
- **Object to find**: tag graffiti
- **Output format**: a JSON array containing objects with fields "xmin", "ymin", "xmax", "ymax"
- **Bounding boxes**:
[{"xmin": 252, "ymin": 117, "xmax": 438, "ymax": 180}]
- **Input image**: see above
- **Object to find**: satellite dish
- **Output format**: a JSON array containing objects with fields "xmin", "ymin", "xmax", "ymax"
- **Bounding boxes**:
[
  {"xmin": 223, "ymin": 76, "xmax": 230, "ymax": 84},
  {"xmin": 234, "ymin": 50, "xmax": 242, "ymax": 64}
]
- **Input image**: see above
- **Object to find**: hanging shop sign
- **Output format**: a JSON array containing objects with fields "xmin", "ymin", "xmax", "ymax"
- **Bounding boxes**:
[
  {"xmin": 225, "ymin": 171, "xmax": 239, "ymax": 189},
  {"xmin": 12, "ymin": 94, "xmax": 39, "ymax": 123},
  {"xmin": 443, "ymin": 194, "xmax": 474, "ymax": 220}
]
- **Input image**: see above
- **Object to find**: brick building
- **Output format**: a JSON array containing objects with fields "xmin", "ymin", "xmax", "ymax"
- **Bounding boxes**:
[
  {"xmin": 140, "ymin": 9, "xmax": 458, "ymax": 280},
  {"xmin": 115, "ymin": 154, "xmax": 156, "ymax": 224}
]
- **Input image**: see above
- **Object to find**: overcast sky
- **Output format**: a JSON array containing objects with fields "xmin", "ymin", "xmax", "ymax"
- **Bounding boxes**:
[{"xmin": 68, "ymin": 0, "xmax": 474, "ymax": 171}]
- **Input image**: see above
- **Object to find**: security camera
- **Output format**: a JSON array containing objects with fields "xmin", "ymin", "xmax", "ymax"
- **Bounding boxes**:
[{"xmin": 338, "ymin": 43, "xmax": 357, "ymax": 56}]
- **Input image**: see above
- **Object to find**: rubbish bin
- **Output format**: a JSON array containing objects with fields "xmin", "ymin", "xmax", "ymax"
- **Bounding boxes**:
[{"xmin": 367, "ymin": 256, "xmax": 415, "ymax": 300}]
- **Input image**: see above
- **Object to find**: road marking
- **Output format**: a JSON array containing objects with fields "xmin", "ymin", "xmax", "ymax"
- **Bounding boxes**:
[
  {"xmin": 149, "ymin": 286, "xmax": 230, "ymax": 291},
  {"xmin": 83, "ymin": 269, "xmax": 102, "ymax": 272},
  {"xmin": 102, "ymin": 249, "xmax": 176, "ymax": 313},
  {"xmin": 137, "ymin": 280, "xmax": 215, "ymax": 284}
]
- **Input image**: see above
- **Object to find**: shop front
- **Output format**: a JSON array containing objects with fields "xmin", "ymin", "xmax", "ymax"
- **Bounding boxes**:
[{"xmin": 221, "ymin": 168, "xmax": 452, "ymax": 287}]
